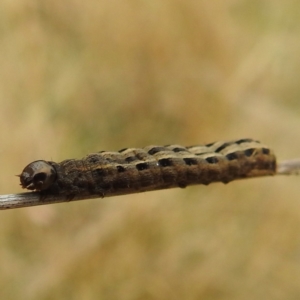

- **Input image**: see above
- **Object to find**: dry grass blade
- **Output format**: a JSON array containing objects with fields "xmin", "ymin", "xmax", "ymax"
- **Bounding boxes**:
[{"xmin": 276, "ymin": 159, "xmax": 300, "ymax": 175}]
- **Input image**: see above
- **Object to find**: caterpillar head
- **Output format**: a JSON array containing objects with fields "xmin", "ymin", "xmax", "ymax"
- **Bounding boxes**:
[{"xmin": 19, "ymin": 160, "xmax": 57, "ymax": 191}]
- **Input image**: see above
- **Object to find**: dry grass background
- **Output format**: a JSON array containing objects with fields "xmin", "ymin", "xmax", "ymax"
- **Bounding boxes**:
[{"xmin": 0, "ymin": 1, "xmax": 300, "ymax": 299}]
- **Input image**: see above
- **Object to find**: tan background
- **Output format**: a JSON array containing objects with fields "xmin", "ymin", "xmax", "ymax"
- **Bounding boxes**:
[{"xmin": 0, "ymin": 1, "xmax": 300, "ymax": 299}]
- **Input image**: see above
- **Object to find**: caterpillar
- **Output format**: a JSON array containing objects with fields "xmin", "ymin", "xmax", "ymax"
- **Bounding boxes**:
[{"xmin": 19, "ymin": 138, "xmax": 276, "ymax": 199}]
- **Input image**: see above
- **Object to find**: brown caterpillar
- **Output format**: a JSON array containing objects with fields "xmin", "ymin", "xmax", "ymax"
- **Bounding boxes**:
[{"xmin": 19, "ymin": 138, "xmax": 276, "ymax": 199}]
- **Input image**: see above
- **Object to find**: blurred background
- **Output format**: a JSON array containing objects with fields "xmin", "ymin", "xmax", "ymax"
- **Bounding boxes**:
[{"xmin": 0, "ymin": 1, "xmax": 300, "ymax": 299}]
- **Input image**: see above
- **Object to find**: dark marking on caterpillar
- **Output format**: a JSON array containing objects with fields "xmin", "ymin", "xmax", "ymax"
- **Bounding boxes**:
[
  {"xmin": 173, "ymin": 147, "xmax": 187, "ymax": 153},
  {"xmin": 183, "ymin": 158, "xmax": 198, "ymax": 165},
  {"xmin": 125, "ymin": 156, "xmax": 137, "ymax": 163},
  {"xmin": 19, "ymin": 138, "xmax": 277, "ymax": 199},
  {"xmin": 116, "ymin": 166, "xmax": 126, "ymax": 172},
  {"xmin": 244, "ymin": 148, "xmax": 255, "ymax": 157},
  {"xmin": 226, "ymin": 153, "xmax": 238, "ymax": 161},
  {"xmin": 206, "ymin": 157, "xmax": 219, "ymax": 164},
  {"xmin": 158, "ymin": 158, "xmax": 173, "ymax": 167},
  {"xmin": 215, "ymin": 143, "xmax": 231, "ymax": 153},
  {"xmin": 148, "ymin": 147, "xmax": 166, "ymax": 155},
  {"xmin": 136, "ymin": 162, "xmax": 148, "ymax": 171},
  {"xmin": 262, "ymin": 148, "xmax": 270, "ymax": 155}
]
